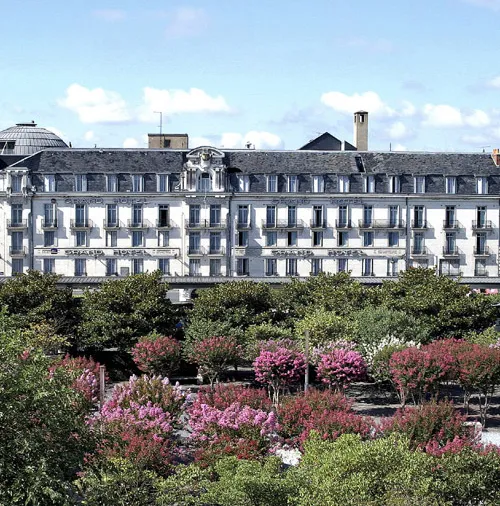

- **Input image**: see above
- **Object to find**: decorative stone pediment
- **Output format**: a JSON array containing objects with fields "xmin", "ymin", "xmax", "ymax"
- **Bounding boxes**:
[{"xmin": 183, "ymin": 146, "xmax": 227, "ymax": 192}]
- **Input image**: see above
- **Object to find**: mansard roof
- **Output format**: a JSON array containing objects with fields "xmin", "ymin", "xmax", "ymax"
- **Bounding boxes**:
[{"xmin": 7, "ymin": 148, "xmax": 499, "ymax": 177}]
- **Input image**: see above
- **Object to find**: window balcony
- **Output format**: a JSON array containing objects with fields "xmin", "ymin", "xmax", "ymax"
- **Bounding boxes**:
[
  {"xmin": 474, "ymin": 270, "xmax": 489, "ymax": 277},
  {"xmin": 442, "ymin": 246, "xmax": 461, "ymax": 257},
  {"xmin": 185, "ymin": 219, "xmax": 227, "ymax": 230},
  {"xmin": 410, "ymin": 246, "xmax": 431, "ymax": 257},
  {"xmin": 386, "ymin": 272, "xmax": 399, "ymax": 277},
  {"xmin": 156, "ymin": 219, "xmax": 174, "ymax": 230},
  {"xmin": 9, "ymin": 246, "xmax": 27, "ymax": 257},
  {"xmin": 103, "ymin": 219, "xmax": 121, "ymax": 230},
  {"xmin": 411, "ymin": 220, "xmax": 429, "ymax": 229},
  {"xmin": 236, "ymin": 219, "xmax": 252, "ymax": 230},
  {"xmin": 208, "ymin": 246, "xmax": 226, "ymax": 256},
  {"xmin": 335, "ymin": 219, "xmax": 352, "ymax": 229},
  {"xmin": 473, "ymin": 245, "xmax": 491, "ymax": 257},
  {"xmin": 472, "ymin": 220, "xmax": 494, "ymax": 232},
  {"xmin": 127, "ymin": 219, "xmax": 151, "ymax": 230},
  {"xmin": 70, "ymin": 219, "xmax": 93, "ymax": 230},
  {"xmin": 310, "ymin": 219, "xmax": 327, "ymax": 229},
  {"xmin": 443, "ymin": 220, "xmax": 461, "ymax": 230},
  {"xmin": 187, "ymin": 246, "xmax": 207, "ymax": 256},
  {"xmin": 265, "ymin": 271, "xmax": 279, "ymax": 277},
  {"xmin": 7, "ymin": 219, "xmax": 28, "ymax": 230},
  {"xmin": 261, "ymin": 219, "xmax": 305, "ymax": 230},
  {"xmin": 358, "ymin": 219, "xmax": 405, "ymax": 229},
  {"xmin": 41, "ymin": 219, "xmax": 58, "ymax": 230}
]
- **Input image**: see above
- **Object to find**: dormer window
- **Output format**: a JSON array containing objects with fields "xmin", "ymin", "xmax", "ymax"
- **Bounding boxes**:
[
  {"xmin": 365, "ymin": 175, "xmax": 375, "ymax": 193},
  {"xmin": 198, "ymin": 173, "xmax": 212, "ymax": 191},
  {"xmin": 389, "ymin": 176, "xmax": 400, "ymax": 193},
  {"xmin": 106, "ymin": 174, "xmax": 117, "ymax": 192},
  {"xmin": 312, "ymin": 175, "xmax": 324, "ymax": 193},
  {"xmin": 75, "ymin": 174, "xmax": 87, "ymax": 192},
  {"xmin": 11, "ymin": 175, "xmax": 22, "ymax": 193},
  {"xmin": 157, "ymin": 174, "xmax": 169, "ymax": 192},
  {"xmin": 267, "ymin": 175, "xmax": 278, "ymax": 193},
  {"xmin": 414, "ymin": 176, "xmax": 425, "ymax": 194},
  {"xmin": 132, "ymin": 175, "xmax": 144, "ymax": 192},
  {"xmin": 477, "ymin": 176, "xmax": 488, "ymax": 195},
  {"xmin": 44, "ymin": 175, "xmax": 56, "ymax": 192},
  {"xmin": 338, "ymin": 175, "xmax": 350, "ymax": 193},
  {"xmin": 288, "ymin": 175, "xmax": 298, "ymax": 193},
  {"xmin": 445, "ymin": 176, "xmax": 456, "ymax": 194},
  {"xmin": 236, "ymin": 175, "xmax": 249, "ymax": 192}
]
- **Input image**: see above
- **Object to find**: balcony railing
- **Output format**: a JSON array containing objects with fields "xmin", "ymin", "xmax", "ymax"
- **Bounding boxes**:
[
  {"xmin": 411, "ymin": 220, "xmax": 428, "ymax": 229},
  {"xmin": 443, "ymin": 220, "xmax": 461, "ymax": 230},
  {"xmin": 472, "ymin": 220, "xmax": 494, "ymax": 231},
  {"xmin": 261, "ymin": 219, "xmax": 305, "ymax": 230},
  {"xmin": 473, "ymin": 245, "xmax": 491, "ymax": 256},
  {"xmin": 41, "ymin": 219, "xmax": 58, "ymax": 230},
  {"xmin": 335, "ymin": 219, "xmax": 352, "ymax": 229},
  {"xmin": 127, "ymin": 219, "xmax": 151, "ymax": 230},
  {"xmin": 265, "ymin": 271, "xmax": 279, "ymax": 277},
  {"xmin": 411, "ymin": 246, "xmax": 431, "ymax": 256},
  {"xmin": 7, "ymin": 219, "xmax": 27, "ymax": 230},
  {"xmin": 103, "ymin": 219, "xmax": 121, "ymax": 230},
  {"xmin": 236, "ymin": 219, "xmax": 252, "ymax": 230},
  {"xmin": 442, "ymin": 246, "xmax": 461, "ymax": 257},
  {"xmin": 9, "ymin": 246, "xmax": 27, "ymax": 257},
  {"xmin": 386, "ymin": 272, "xmax": 399, "ymax": 277},
  {"xmin": 474, "ymin": 270, "xmax": 489, "ymax": 277},
  {"xmin": 441, "ymin": 271, "xmax": 463, "ymax": 277},
  {"xmin": 187, "ymin": 246, "xmax": 207, "ymax": 256},
  {"xmin": 310, "ymin": 219, "xmax": 327, "ymax": 229},
  {"xmin": 185, "ymin": 219, "xmax": 227, "ymax": 230},
  {"xmin": 208, "ymin": 246, "xmax": 226, "ymax": 255},
  {"xmin": 358, "ymin": 219, "xmax": 405, "ymax": 229},
  {"xmin": 70, "ymin": 219, "xmax": 93, "ymax": 230},
  {"xmin": 156, "ymin": 219, "xmax": 174, "ymax": 230}
]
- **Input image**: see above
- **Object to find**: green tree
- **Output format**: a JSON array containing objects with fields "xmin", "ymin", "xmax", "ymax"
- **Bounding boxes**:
[
  {"xmin": 78, "ymin": 272, "xmax": 176, "ymax": 350},
  {"xmin": 0, "ymin": 321, "xmax": 94, "ymax": 505}
]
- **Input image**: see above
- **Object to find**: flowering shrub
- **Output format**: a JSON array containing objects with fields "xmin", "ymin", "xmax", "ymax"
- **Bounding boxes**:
[
  {"xmin": 424, "ymin": 339, "xmax": 470, "ymax": 382},
  {"xmin": 105, "ymin": 375, "xmax": 185, "ymax": 424},
  {"xmin": 389, "ymin": 346, "xmax": 453, "ymax": 406},
  {"xmin": 253, "ymin": 344, "xmax": 306, "ymax": 405},
  {"xmin": 456, "ymin": 344, "xmax": 500, "ymax": 426},
  {"xmin": 277, "ymin": 389, "xmax": 370, "ymax": 447},
  {"xmin": 194, "ymin": 384, "xmax": 272, "ymax": 411},
  {"xmin": 131, "ymin": 334, "xmax": 182, "ymax": 377},
  {"xmin": 50, "ymin": 354, "xmax": 105, "ymax": 408},
  {"xmin": 360, "ymin": 335, "xmax": 416, "ymax": 370},
  {"xmin": 316, "ymin": 349, "xmax": 367, "ymax": 391},
  {"xmin": 188, "ymin": 402, "xmax": 278, "ymax": 465},
  {"xmin": 370, "ymin": 343, "xmax": 408, "ymax": 384},
  {"xmin": 187, "ymin": 336, "xmax": 243, "ymax": 387},
  {"xmin": 381, "ymin": 400, "xmax": 475, "ymax": 452},
  {"xmin": 310, "ymin": 340, "xmax": 357, "ymax": 366}
]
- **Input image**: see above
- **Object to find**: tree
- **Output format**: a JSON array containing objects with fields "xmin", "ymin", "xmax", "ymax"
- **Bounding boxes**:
[{"xmin": 78, "ymin": 272, "xmax": 176, "ymax": 350}]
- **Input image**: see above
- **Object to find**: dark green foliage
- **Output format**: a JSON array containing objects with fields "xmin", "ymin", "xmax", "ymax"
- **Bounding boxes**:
[{"xmin": 78, "ymin": 272, "xmax": 176, "ymax": 350}]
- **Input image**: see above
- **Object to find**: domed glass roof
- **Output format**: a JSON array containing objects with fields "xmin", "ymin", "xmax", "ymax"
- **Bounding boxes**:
[{"xmin": 0, "ymin": 122, "xmax": 68, "ymax": 156}]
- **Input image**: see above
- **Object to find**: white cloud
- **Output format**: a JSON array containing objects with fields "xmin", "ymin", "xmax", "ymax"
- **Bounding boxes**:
[
  {"xmin": 391, "ymin": 143, "xmax": 408, "ymax": 151},
  {"xmin": 189, "ymin": 136, "xmax": 213, "ymax": 148},
  {"xmin": 463, "ymin": 0, "xmax": 500, "ymax": 10},
  {"xmin": 220, "ymin": 131, "xmax": 283, "ymax": 149},
  {"xmin": 123, "ymin": 137, "xmax": 139, "ymax": 148},
  {"xmin": 321, "ymin": 91, "xmax": 397, "ymax": 118},
  {"xmin": 139, "ymin": 87, "xmax": 231, "ymax": 122},
  {"xmin": 46, "ymin": 126, "xmax": 68, "ymax": 143},
  {"xmin": 92, "ymin": 9, "xmax": 126, "ymax": 21},
  {"xmin": 422, "ymin": 104, "xmax": 490, "ymax": 128},
  {"xmin": 485, "ymin": 76, "xmax": 500, "ymax": 88},
  {"xmin": 165, "ymin": 7, "xmax": 208, "ymax": 38},
  {"xmin": 460, "ymin": 134, "xmax": 491, "ymax": 145},
  {"xmin": 84, "ymin": 130, "xmax": 94, "ymax": 141},
  {"xmin": 465, "ymin": 109, "xmax": 490, "ymax": 127},
  {"xmin": 401, "ymin": 101, "xmax": 417, "ymax": 117},
  {"xmin": 387, "ymin": 121, "xmax": 412, "ymax": 140},
  {"xmin": 59, "ymin": 84, "xmax": 131, "ymax": 124}
]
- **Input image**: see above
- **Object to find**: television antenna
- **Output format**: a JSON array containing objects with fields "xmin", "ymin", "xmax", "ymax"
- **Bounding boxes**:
[{"xmin": 154, "ymin": 111, "xmax": 164, "ymax": 137}]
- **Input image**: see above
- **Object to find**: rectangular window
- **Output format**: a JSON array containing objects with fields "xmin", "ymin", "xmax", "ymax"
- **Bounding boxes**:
[
  {"xmin": 158, "ymin": 205, "xmax": 169, "ymax": 228},
  {"xmin": 311, "ymin": 258, "xmax": 323, "ymax": 276},
  {"xmin": 413, "ymin": 206, "xmax": 425, "ymax": 228},
  {"xmin": 445, "ymin": 206, "xmax": 456, "ymax": 228},
  {"xmin": 74, "ymin": 258, "xmax": 86, "ymax": 276},
  {"xmin": 312, "ymin": 206, "xmax": 323, "ymax": 228},
  {"xmin": 389, "ymin": 176, "xmax": 400, "ymax": 193},
  {"xmin": 189, "ymin": 205, "xmax": 200, "ymax": 226},
  {"xmin": 266, "ymin": 258, "xmax": 277, "ymax": 276},
  {"xmin": 132, "ymin": 258, "xmax": 144, "ymax": 275},
  {"xmin": 11, "ymin": 175, "xmax": 22, "ymax": 193},
  {"xmin": 365, "ymin": 175, "xmax": 375, "ymax": 193},
  {"xmin": 287, "ymin": 231, "xmax": 297, "ymax": 247},
  {"xmin": 236, "ymin": 258, "xmax": 249, "ymax": 276},
  {"xmin": 238, "ymin": 231, "xmax": 249, "ymax": 247},
  {"xmin": 445, "ymin": 232, "xmax": 456, "ymax": 254},
  {"xmin": 210, "ymin": 259, "xmax": 221, "ymax": 276},
  {"xmin": 387, "ymin": 259, "xmax": 398, "ymax": 277},
  {"xmin": 388, "ymin": 231, "xmax": 399, "ymax": 247},
  {"xmin": 477, "ymin": 177, "xmax": 488, "ymax": 195},
  {"xmin": 132, "ymin": 175, "xmax": 144, "ymax": 192},
  {"xmin": 75, "ymin": 204, "xmax": 87, "ymax": 226},
  {"xmin": 286, "ymin": 258, "xmax": 298, "ymax": 276},
  {"xmin": 107, "ymin": 204, "xmax": 118, "ymax": 227},
  {"xmin": 287, "ymin": 206, "xmax": 297, "ymax": 227},
  {"xmin": 210, "ymin": 205, "xmax": 221, "ymax": 226},
  {"xmin": 440, "ymin": 259, "xmax": 460, "ymax": 276},
  {"xmin": 338, "ymin": 258, "xmax": 348, "ymax": 273},
  {"xmin": 338, "ymin": 231, "xmax": 348, "ymax": 247},
  {"xmin": 132, "ymin": 231, "xmax": 143, "ymax": 247},
  {"xmin": 476, "ymin": 232, "xmax": 487, "ymax": 254},
  {"xmin": 338, "ymin": 206, "xmax": 348, "ymax": 228},
  {"xmin": 44, "ymin": 203, "xmax": 55, "ymax": 225},
  {"xmin": 446, "ymin": 176, "xmax": 457, "ymax": 194},
  {"xmin": 11, "ymin": 204, "xmax": 23, "ymax": 225},
  {"xmin": 44, "ymin": 175, "xmax": 56, "ymax": 192},
  {"xmin": 476, "ymin": 206, "xmax": 487, "ymax": 228},
  {"xmin": 389, "ymin": 205, "xmax": 399, "ymax": 227},
  {"xmin": 363, "ymin": 205, "xmax": 373, "ymax": 227},
  {"xmin": 158, "ymin": 258, "xmax": 170, "ymax": 275},
  {"xmin": 363, "ymin": 231, "xmax": 374, "ymax": 247},
  {"xmin": 75, "ymin": 174, "xmax": 87, "ymax": 192},
  {"xmin": 157, "ymin": 174, "xmax": 169, "ymax": 192},
  {"xmin": 189, "ymin": 232, "xmax": 201, "ymax": 253},
  {"xmin": 236, "ymin": 175, "xmax": 250, "ymax": 192},
  {"xmin": 362, "ymin": 258, "xmax": 374, "ymax": 276},
  {"xmin": 475, "ymin": 259, "xmax": 487, "ymax": 276},
  {"xmin": 338, "ymin": 175, "xmax": 350, "ymax": 193},
  {"xmin": 43, "ymin": 258, "xmax": 55, "ymax": 274},
  {"xmin": 44, "ymin": 231, "xmax": 55, "ymax": 247},
  {"xmin": 106, "ymin": 174, "xmax": 118, "ymax": 192},
  {"xmin": 106, "ymin": 231, "xmax": 117, "ymax": 247},
  {"xmin": 312, "ymin": 175, "xmax": 324, "ymax": 193},
  {"xmin": 413, "ymin": 232, "xmax": 424, "ymax": 254},
  {"xmin": 12, "ymin": 258, "xmax": 23, "ymax": 275},
  {"xmin": 75, "ymin": 231, "xmax": 87, "ymax": 247},
  {"xmin": 266, "ymin": 206, "xmax": 276, "ymax": 227},
  {"xmin": 106, "ymin": 258, "xmax": 117, "ymax": 276},
  {"xmin": 414, "ymin": 176, "xmax": 425, "ymax": 194},
  {"xmin": 209, "ymin": 232, "xmax": 221, "ymax": 254},
  {"xmin": 288, "ymin": 175, "xmax": 298, "ymax": 193},
  {"xmin": 237, "ymin": 205, "xmax": 249, "ymax": 227},
  {"xmin": 11, "ymin": 231, "xmax": 23, "ymax": 252},
  {"xmin": 267, "ymin": 175, "xmax": 278, "ymax": 193},
  {"xmin": 189, "ymin": 259, "xmax": 201, "ymax": 276},
  {"xmin": 158, "ymin": 231, "xmax": 169, "ymax": 247},
  {"xmin": 266, "ymin": 231, "xmax": 277, "ymax": 247},
  {"xmin": 312, "ymin": 231, "xmax": 323, "ymax": 247},
  {"xmin": 132, "ymin": 204, "xmax": 143, "ymax": 226}
]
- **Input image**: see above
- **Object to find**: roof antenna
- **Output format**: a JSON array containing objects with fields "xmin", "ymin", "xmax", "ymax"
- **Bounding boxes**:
[{"xmin": 390, "ymin": 143, "xmax": 392, "ymax": 152}]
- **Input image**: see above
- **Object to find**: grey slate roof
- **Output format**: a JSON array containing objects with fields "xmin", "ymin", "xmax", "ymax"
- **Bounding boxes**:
[
  {"xmin": 7, "ymin": 148, "xmax": 499, "ymax": 177},
  {"xmin": 0, "ymin": 123, "xmax": 68, "ymax": 156}
]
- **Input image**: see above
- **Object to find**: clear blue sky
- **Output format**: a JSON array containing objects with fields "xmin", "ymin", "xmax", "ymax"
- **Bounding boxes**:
[{"xmin": 2, "ymin": 0, "xmax": 500, "ymax": 151}]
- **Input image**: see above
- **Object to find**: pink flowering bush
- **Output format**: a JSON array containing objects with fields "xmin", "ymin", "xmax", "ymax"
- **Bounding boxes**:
[
  {"xmin": 187, "ymin": 336, "xmax": 243, "ymax": 388},
  {"xmin": 316, "ymin": 349, "xmax": 367, "ymax": 391},
  {"xmin": 194, "ymin": 384, "xmax": 272, "ymax": 412},
  {"xmin": 389, "ymin": 346, "xmax": 454, "ymax": 406},
  {"xmin": 253, "ymin": 343, "xmax": 306, "ymax": 406},
  {"xmin": 188, "ymin": 401, "xmax": 278, "ymax": 465},
  {"xmin": 131, "ymin": 334, "xmax": 182, "ymax": 377}
]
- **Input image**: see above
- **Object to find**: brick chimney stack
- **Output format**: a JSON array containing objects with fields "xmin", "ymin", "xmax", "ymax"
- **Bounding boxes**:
[
  {"xmin": 492, "ymin": 149, "xmax": 500, "ymax": 167},
  {"xmin": 354, "ymin": 111, "xmax": 368, "ymax": 151}
]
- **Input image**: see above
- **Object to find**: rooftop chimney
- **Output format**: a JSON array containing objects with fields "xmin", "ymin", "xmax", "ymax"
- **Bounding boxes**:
[
  {"xmin": 353, "ymin": 111, "xmax": 368, "ymax": 151},
  {"xmin": 492, "ymin": 148, "xmax": 500, "ymax": 167}
]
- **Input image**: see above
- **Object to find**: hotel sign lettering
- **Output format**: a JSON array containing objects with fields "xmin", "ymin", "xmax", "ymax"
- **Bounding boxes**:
[
  {"xmin": 36, "ymin": 248, "xmax": 179, "ymax": 257},
  {"xmin": 63, "ymin": 197, "xmax": 148, "ymax": 205}
]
